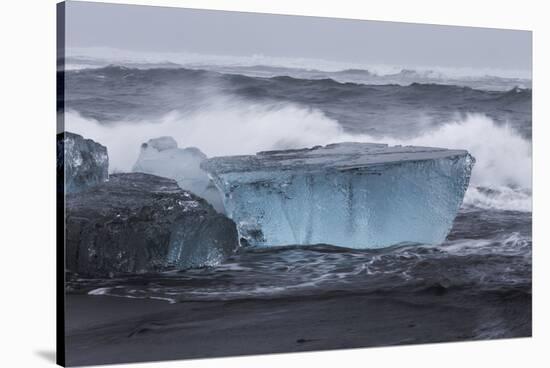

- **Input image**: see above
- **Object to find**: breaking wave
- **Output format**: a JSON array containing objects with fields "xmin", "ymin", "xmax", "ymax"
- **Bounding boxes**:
[
  {"xmin": 462, "ymin": 186, "xmax": 531, "ymax": 212},
  {"xmin": 66, "ymin": 101, "xmax": 531, "ymax": 208}
]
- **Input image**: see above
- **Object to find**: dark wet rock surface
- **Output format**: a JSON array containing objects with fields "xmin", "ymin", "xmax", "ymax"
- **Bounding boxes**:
[{"xmin": 65, "ymin": 173, "xmax": 238, "ymax": 277}]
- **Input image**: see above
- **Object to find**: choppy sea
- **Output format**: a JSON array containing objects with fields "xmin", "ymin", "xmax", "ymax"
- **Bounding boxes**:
[{"xmin": 63, "ymin": 56, "xmax": 531, "ymax": 332}]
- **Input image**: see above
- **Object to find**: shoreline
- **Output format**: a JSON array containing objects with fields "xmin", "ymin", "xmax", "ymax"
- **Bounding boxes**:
[{"xmin": 65, "ymin": 288, "xmax": 531, "ymax": 366}]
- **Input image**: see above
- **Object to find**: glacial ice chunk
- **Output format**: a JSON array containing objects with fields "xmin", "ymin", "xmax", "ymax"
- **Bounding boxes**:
[
  {"xmin": 132, "ymin": 136, "xmax": 224, "ymax": 212},
  {"xmin": 60, "ymin": 132, "xmax": 109, "ymax": 193},
  {"xmin": 201, "ymin": 142, "xmax": 475, "ymax": 249}
]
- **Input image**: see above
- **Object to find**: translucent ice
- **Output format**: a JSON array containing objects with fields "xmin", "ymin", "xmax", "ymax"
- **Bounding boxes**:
[
  {"xmin": 132, "ymin": 137, "xmax": 224, "ymax": 212},
  {"xmin": 202, "ymin": 142, "xmax": 475, "ymax": 249},
  {"xmin": 61, "ymin": 132, "xmax": 109, "ymax": 193}
]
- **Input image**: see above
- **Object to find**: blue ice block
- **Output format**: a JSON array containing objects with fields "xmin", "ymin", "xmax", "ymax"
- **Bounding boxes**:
[{"xmin": 202, "ymin": 142, "xmax": 475, "ymax": 249}]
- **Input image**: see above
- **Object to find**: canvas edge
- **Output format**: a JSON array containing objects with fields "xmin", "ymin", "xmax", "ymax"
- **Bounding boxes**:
[{"xmin": 56, "ymin": 1, "xmax": 66, "ymax": 367}]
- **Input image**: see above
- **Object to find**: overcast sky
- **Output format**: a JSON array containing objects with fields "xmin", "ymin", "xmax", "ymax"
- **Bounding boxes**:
[{"xmin": 63, "ymin": 1, "xmax": 532, "ymax": 71}]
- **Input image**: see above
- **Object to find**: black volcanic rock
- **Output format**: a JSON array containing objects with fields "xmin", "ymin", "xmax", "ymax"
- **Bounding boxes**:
[
  {"xmin": 65, "ymin": 173, "xmax": 238, "ymax": 277},
  {"xmin": 59, "ymin": 132, "xmax": 109, "ymax": 193}
]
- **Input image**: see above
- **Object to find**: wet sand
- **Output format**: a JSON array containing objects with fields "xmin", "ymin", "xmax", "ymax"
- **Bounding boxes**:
[{"xmin": 65, "ymin": 288, "xmax": 531, "ymax": 366}]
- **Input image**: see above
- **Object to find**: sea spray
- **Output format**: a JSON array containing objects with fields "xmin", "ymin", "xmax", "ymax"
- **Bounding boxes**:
[{"xmin": 66, "ymin": 109, "xmax": 531, "ymax": 191}]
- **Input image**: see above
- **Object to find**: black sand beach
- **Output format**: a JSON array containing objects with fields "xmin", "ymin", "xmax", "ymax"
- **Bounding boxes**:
[
  {"xmin": 65, "ymin": 286, "xmax": 531, "ymax": 366},
  {"xmin": 59, "ymin": 25, "xmax": 532, "ymax": 367}
]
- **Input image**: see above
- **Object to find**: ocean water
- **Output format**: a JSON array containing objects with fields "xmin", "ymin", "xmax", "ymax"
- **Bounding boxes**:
[{"xmin": 63, "ymin": 59, "xmax": 531, "ymax": 326}]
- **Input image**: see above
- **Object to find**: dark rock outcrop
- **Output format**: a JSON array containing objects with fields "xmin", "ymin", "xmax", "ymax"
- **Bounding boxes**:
[
  {"xmin": 59, "ymin": 132, "xmax": 109, "ymax": 193},
  {"xmin": 65, "ymin": 173, "xmax": 238, "ymax": 277}
]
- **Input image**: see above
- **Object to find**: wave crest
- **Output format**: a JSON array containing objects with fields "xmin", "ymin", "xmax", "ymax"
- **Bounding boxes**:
[
  {"xmin": 463, "ymin": 186, "xmax": 531, "ymax": 212},
  {"xmin": 65, "ymin": 102, "xmax": 531, "ymax": 212}
]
